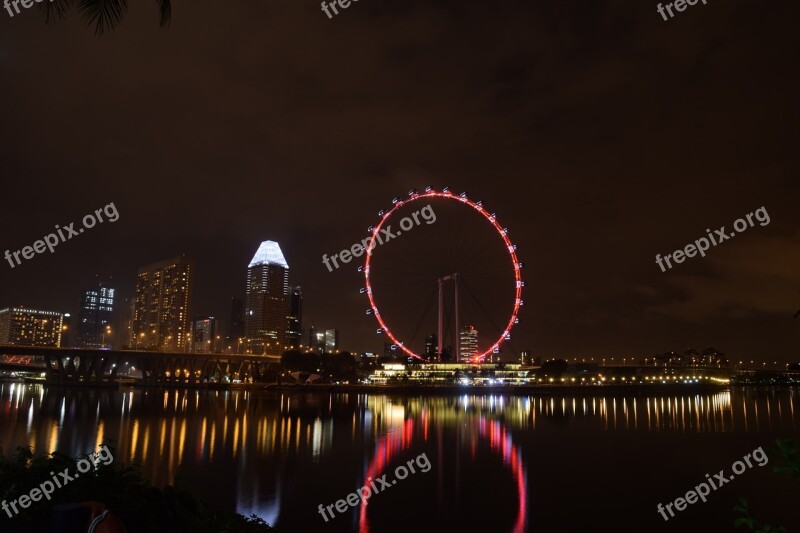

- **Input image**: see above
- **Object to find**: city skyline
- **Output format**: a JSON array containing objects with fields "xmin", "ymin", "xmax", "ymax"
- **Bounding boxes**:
[{"xmin": 0, "ymin": 231, "xmax": 793, "ymax": 363}]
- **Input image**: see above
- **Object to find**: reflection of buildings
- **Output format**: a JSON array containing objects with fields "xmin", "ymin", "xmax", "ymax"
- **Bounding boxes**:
[
  {"xmin": 191, "ymin": 316, "xmax": 218, "ymax": 353},
  {"xmin": 77, "ymin": 282, "xmax": 115, "ymax": 348},
  {"xmin": 459, "ymin": 325, "xmax": 478, "ymax": 360},
  {"xmin": 2, "ymin": 386, "xmax": 794, "ymax": 532},
  {"xmin": 0, "ymin": 307, "xmax": 65, "ymax": 346},
  {"xmin": 245, "ymin": 241, "xmax": 289, "ymax": 356},
  {"xmin": 132, "ymin": 254, "xmax": 193, "ymax": 350}
]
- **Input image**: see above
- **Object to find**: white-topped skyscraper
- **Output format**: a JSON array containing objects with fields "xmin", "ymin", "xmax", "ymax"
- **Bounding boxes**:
[{"xmin": 245, "ymin": 241, "xmax": 289, "ymax": 356}]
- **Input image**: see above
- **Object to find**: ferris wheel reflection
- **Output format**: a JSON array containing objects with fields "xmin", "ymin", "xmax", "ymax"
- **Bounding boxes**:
[{"xmin": 357, "ymin": 414, "xmax": 527, "ymax": 533}]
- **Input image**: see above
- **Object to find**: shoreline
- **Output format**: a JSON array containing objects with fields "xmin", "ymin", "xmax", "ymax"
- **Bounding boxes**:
[{"xmin": 264, "ymin": 383, "xmax": 735, "ymax": 396}]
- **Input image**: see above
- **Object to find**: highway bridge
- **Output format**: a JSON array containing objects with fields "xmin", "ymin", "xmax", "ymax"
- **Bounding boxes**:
[{"xmin": 0, "ymin": 346, "xmax": 279, "ymax": 387}]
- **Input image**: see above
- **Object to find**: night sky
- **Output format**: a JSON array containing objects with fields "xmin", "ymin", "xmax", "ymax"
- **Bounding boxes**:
[{"xmin": 1, "ymin": 0, "xmax": 798, "ymax": 361}]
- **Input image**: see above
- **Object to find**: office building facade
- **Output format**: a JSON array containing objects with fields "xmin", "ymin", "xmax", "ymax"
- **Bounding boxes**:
[
  {"xmin": 308, "ymin": 327, "xmax": 339, "ymax": 354},
  {"xmin": 77, "ymin": 282, "xmax": 115, "ymax": 348},
  {"xmin": 191, "ymin": 316, "xmax": 218, "ymax": 353},
  {"xmin": 287, "ymin": 286, "xmax": 302, "ymax": 349},
  {"xmin": 459, "ymin": 325, "xmax": 479, "ymax": 361},
  {"xmin": 0, "ymin": 307, "xmax": 65, "ymax": 347},
  {"xmin": 132, "ymin": 254, "xmax": 192, "ymax": 351}
]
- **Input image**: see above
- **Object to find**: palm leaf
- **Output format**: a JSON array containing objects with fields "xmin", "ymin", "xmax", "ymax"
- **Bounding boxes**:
[
  {"xmin": 38, "ymin": 0, "xmax": 74, "ymax": 24},
  {"xmin": 77, "ymin": 0, "xmax": 129, "ymax": 35},
  {"xmin": 156, "ymin": 0, "xmax": 171, "ymax": 27}
]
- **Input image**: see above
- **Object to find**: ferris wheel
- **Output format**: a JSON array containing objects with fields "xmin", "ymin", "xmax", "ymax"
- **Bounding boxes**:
[{"xmin": 361, "ymin": 187, "xmax": 523, "ymax": 363}]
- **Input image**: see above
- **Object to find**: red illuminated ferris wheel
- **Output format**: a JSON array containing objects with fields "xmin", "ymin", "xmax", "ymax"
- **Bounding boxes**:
[{"xmin": 362, "ymin": 187, "xmax": 523, "ymax": 363}]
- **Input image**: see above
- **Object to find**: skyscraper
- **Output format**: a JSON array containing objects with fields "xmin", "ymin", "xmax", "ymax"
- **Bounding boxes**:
[
  {"xmin": 245, "ymin": 241, "xmax": 289, "ymax": 356},
  {"xmin": 459, "ymin": 325, "xmax": 479, "ymax": 361},
  {"xmin": 132, "ymin": 254, "xmax": 192, "ymax": 351},
  {"xmin": 0, "ymin": 308, "xmax": 65, "ymax": 347},
  {"xmin": 287, "ymin": 286, "xmax": 302, "ymax": 349},
  {"xmin": 77, "ymin": 282, "xmax": 115, "ymax": 348}
]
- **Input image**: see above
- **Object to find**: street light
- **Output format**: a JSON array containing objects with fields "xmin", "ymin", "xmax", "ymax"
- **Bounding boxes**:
[{"xmin": 101, "ymin": 326, "xmax": 112, "ymax": 349}]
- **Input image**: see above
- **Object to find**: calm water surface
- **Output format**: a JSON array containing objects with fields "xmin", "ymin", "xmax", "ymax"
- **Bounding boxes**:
[{"xmin": 1, "ymin": 384, "xmax": 798, "ymax": 532}]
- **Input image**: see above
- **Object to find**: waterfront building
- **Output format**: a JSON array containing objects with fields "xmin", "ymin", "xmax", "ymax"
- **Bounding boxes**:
[{"xmin": 0, "ymin": 307, "xmax": 65, "ymax": 347}]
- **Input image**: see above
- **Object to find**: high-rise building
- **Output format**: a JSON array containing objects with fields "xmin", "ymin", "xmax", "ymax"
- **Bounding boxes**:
[
  {"xmin": 424, "ymin": 333, "xmax": 438, "ymax": 360},
  {"xmin": 324, "ymin": 329, "xmax": 339, "ymax": 354},
  {"xmin": 191, "ymin": 316, "xmax": 218, "ymax": 353},
  {"xmin": 245, "ymin": 241, "xmax": 289, "ymax": 356},
  {"xmin": 287, "ymin": 286, "xmax": 303, "ymax": 349},
  {"xmin": 132, "ymin": 254, "xmax": 192, "ymax": 351},
  {"xmin": 77, "ymin": 282, "xmax": 115, "ymax": 349},
  {"xmin": 0, "ymin": 308, "xmax": 65, "ymax": 347},
  {"xmin": 307, "ymin": 326, "xmax": 339, "ymax": 354},
  {"xmin": 225, "ymin": 297, "xmax": 245, "ymax": 353},
  {"xmin": 459, "ymin": 325, "xmax": 479, "ymax": 361}
]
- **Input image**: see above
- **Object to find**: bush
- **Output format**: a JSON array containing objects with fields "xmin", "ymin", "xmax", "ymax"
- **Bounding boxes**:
[{"xmin": 0, "ymin": 445, "xmax": 275, "ymax": 533}]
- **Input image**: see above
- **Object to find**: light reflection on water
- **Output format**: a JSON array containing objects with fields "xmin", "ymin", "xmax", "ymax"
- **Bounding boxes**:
[{"xmin": 0, "ymin": 384, "xmax": 797, "ymax": 532}]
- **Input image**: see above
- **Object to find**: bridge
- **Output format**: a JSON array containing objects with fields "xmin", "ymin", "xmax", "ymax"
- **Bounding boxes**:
[{"xmin": 0, "ymin": 346, "xmax": 279, "ymax": 387}]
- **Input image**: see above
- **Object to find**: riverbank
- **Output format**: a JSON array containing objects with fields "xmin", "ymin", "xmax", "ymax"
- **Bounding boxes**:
[{"xmin": 263, "ymin": 382, "xmax": 734, "ymax": 396}]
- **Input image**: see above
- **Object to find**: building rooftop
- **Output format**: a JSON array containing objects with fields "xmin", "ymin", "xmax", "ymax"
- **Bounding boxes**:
[{"xmin": 249, "ymin": 240, "xmax": 289, "ymax": 269}]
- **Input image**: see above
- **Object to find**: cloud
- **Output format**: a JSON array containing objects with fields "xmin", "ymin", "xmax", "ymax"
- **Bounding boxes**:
[{"xmin": 645, "ymin": 232, "xmax": 800, "ymax": 321}]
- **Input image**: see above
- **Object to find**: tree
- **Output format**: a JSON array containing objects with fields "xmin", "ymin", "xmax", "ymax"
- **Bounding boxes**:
[
  {"xmin": 323, "ymin": 352, "xmax": 358, "ymax": 382},
  {"xmin": 39, "ymin": 0, "xmax": 171, "ymax": 35},
  {"xmin": 281, "ymin": 350, "xmax": 318, "ymax": 373}
]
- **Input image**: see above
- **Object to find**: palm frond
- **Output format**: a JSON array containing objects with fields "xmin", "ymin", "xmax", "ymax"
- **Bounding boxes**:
[
  {"xmin": 156, "ymin": 0, "xmax": 171, "ymax": 28},
  {"xmin": 38, "ymin": 0, "xmax": 74, "ymax": 25},
  {"xmin": 77, "ymin": 0, "xmax": 129, "ymax": 36}
]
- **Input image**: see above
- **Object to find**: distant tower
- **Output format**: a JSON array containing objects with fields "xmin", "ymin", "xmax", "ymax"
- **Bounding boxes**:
[
  {"xmin": 287, "ymin": 286, "xmax": 303, "ymax": 349},
  {"xmin": 77, "ymin": 281, "xmax": 115, "ymax": 348},
  {"xmin": 459, "ymin": 326, "xmax": 478, "ymax": 361},
  {"xmin": 245, "ymin": 241, "xmax": 289, "ymax": 356},
  {"xmin": 132, "ymin": 254, "xmax": 192, "ymax": 351}
]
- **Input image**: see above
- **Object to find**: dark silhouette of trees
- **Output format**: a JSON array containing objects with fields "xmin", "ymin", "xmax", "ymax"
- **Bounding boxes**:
[
  {"xmin": 539, "ymin": 359, "xmax": 569, "ymax": 376},
  {"xmin": 281, "ymin": 350, "xmax": 318, "ymax": 373}
]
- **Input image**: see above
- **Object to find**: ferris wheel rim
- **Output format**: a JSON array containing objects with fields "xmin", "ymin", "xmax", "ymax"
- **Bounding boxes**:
[{"xmin": 363, "ymin": 188, "xmax": 523, "ymax": 362}]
